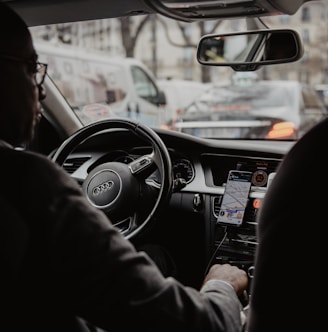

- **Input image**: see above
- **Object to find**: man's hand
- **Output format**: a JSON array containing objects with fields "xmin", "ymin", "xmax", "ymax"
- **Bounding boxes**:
[{"xmin": 202, "ymin": 263, "xmax": 248, "ymax": 296}]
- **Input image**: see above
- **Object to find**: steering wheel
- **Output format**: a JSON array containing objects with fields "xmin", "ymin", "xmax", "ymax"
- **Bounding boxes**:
[{"xmin": 51, "ymin": 118, "xmax": 173, "ymax": 241}]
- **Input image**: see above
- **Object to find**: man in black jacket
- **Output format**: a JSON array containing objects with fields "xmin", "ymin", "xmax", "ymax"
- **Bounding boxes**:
[{"xmin": 0, "ymin": 3, "xmax": 248, "ymax": 331}]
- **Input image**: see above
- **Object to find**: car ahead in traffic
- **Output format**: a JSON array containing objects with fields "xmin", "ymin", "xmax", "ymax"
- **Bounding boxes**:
[
  {"xmin": 175, "ymin": 76, "xmax": 328, "ymax": 139},
  {"xmin": 157, "ymin": 78, "xmax": 211, "ymax": 126},
  {"xmin": 1, "ymin": 0, "xmax": 327, "ymax": 331}
]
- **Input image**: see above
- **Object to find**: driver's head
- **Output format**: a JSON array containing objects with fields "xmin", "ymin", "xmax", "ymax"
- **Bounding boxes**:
[{"xmin": 0, "ymin": 3, "xmax": 46, "ymax": 146}]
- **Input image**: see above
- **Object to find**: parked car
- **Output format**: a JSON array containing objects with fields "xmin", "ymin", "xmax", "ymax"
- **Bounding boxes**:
[
  {"xmin": 175, "ymin": 76, "xmax": 328, "ymax": 139},
  {"xmin": 1, "ymin": 0, "xmax": 327, "ymax": 331}
]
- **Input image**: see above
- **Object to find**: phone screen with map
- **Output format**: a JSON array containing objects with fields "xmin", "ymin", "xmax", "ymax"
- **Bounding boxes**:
[{"xmin": 217, "ymin": 170, "xmax": 252, "ymax": 226}]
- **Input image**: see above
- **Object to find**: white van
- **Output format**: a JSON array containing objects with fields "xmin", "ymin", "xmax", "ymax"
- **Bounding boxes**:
[{"xmin": 35, "ymin": 42, "xmax": 166, "ymax": 127}]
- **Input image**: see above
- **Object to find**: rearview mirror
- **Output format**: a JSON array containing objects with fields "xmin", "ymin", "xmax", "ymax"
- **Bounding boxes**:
[{"xmin": 197, "ymin": 29, "xmax": 303, "ymax": 71}]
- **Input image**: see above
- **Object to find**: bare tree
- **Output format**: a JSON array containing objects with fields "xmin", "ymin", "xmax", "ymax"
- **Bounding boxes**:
[
  {"xmin": 118, "ymin": 14, "xmax": 223, "ymax": 82},
  {"xmin": 155, "ymin": 17, "xmax": 223, "ymax": 82},
  {"xmin": 119, "ymin": 16, "xmax": 152, "ymax": 57}
]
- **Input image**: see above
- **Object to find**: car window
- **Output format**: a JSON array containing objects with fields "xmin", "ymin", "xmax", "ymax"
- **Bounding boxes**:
[
  {"xmin": 131, "ymin": 65, "xmax": 159, "ymax": 104},
  {"xmin": 30, "ymin": 1, "xmax": 328, "ymax": 140}
]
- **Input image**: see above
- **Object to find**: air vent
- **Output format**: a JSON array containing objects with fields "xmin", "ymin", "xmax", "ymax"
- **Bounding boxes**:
[
  {"xmin": 213, "ymin": 196, "xmax": 222, "ymax": 218},
  {"xmin": 63, "ymin": 157, "xmax": 90, "ymax": 174}
]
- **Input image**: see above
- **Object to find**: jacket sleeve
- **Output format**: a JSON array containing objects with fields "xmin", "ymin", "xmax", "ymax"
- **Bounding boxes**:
[
  {"xmin": 20, "ymin": 151, "xmax": 245, "ymax": 332},
  {"xmin": 46, "ymin": 190, "xmax": 244, "ymax": 332}
]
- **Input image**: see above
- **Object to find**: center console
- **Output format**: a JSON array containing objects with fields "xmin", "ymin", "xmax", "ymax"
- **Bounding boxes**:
[
  {"xmin": 201, "ymin": 153, "xmax": 282, "ymax": 287},
  {"xmin": 210, "ymin": 190, "xmax": 263, "ymax": 280}
]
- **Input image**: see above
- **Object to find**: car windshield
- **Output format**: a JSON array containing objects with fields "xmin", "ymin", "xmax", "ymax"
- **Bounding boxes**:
[{"xmin": 29, "ymin": 1, "xmax": 328, "ymax": 141}]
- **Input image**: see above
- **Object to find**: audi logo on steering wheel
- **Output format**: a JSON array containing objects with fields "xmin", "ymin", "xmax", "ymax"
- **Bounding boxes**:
[{"xmin": 92, "ymin": 180, "xmax": 114, "ymax": 196}]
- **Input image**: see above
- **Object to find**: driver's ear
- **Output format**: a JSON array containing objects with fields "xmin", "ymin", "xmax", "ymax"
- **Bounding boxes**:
[{"xmin": 38, "ymin": 83, "xmax": 46, "ymax": 101}]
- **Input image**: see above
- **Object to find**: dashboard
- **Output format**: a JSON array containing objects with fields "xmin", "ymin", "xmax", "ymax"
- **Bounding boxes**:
[{"xmin": 60, "ymin": 127, "xmax": 294, "ymax": 288}]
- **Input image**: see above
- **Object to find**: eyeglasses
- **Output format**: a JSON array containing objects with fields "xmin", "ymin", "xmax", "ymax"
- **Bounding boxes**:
[{"xmin": 0, "ymin": 54, "xmax": 48, "ymax": 86}]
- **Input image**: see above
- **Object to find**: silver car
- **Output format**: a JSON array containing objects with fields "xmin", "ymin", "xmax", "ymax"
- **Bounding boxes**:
[{"xmin": 176, "ymin": 77, "xmax": 327, "ymax": 140}]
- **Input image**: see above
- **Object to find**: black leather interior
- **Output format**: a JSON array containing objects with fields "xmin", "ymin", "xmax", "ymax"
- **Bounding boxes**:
[
  {"xmin": 247, "ymin": 117, "xmax": 327, "ymax": 331},
  {"xmin": 0, "ymin": 195, "xmax": 95, "ymax": 331}
]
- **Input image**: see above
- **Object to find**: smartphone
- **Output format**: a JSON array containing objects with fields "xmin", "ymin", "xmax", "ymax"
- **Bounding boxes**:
[{"xmin": 217, "ymin": 170, "xmax": 252, "ymax": 226}]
